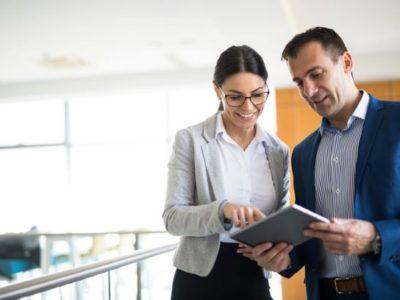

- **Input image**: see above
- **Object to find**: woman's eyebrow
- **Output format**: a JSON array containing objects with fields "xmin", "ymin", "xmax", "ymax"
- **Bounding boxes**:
[{"xmin": 227, "ymin": 86, "xmax": 265, "ymax": 94}]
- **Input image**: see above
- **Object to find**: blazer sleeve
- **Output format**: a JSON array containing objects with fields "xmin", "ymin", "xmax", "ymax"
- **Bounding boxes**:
[
  {"xmin": 162, "ymin": 129, "xmax": 228, "ymax": 237},
  {"xmin": 279, "ymin": 144, "xmax": 291, "ymax": 209},
  {"xmin": 280, "ymin": 243, "xmax": 306, "ymax": 278},
  {"xmin": 373, "ymin": 219, "xmax": 400, "ymax": 265},
  {"xmin": 280, "ymin": 145, "xmax": 306, "ymax": 277}
]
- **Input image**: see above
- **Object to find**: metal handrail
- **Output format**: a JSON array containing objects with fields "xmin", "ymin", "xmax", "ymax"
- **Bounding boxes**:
[
  {"xmin": 0, "ymin": 230, "xmax": 166, "ymax": 241},
  {"xmin": 0, "ymin": 243, "xmax": 177, "ymax": 300}
]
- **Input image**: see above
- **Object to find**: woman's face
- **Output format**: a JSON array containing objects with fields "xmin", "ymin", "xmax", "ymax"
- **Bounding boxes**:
[{"xmin": 215, "ymin": 72, "xmax": 267, "ymax": 133}]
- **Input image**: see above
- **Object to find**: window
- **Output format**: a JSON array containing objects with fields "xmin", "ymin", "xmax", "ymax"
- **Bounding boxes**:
[
  {"xmin": 0, "ymin": 100, "xmax": 65, "ymax": 146},
  {"xmin": 0, "ymin": 86, "xmax": 276, "ymax": 233}
]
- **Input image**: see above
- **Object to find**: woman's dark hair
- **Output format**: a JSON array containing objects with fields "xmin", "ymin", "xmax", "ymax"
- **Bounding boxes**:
[
  {"xmin": 213, "ymin": 45, "xmax": 268, "ymax": 111},
  {"xmin": 281, "ymin": 27, "xmax": 348, "ymax": 62}
]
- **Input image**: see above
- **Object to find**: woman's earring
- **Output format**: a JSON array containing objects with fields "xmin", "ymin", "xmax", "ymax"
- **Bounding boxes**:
[{"xmin": 218, "ymin": 100, "xmax": 224, "ymax": 111}]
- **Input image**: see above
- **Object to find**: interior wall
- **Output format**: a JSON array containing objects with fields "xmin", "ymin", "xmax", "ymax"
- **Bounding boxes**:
[{"xmin": 276, "ymin": 79, "xmax": 400, "ymax": 300}]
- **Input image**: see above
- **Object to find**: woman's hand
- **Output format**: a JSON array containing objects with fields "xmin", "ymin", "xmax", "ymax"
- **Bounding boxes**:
[
  {"xmin": 223, "ymin": 203, "xmax": 265, "ymax": 228},
  {"xmin": 252, "ymin": 242, "xmax": 293, "ymax": 272},
  {"xmin": 237, "ymin": 243, "xmax": 255, "ymax": 260}
]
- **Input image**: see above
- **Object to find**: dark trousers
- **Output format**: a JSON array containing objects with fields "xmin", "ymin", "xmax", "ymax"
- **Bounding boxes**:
[
  {"xmin": 319, "ymin": 281, "xmax": 369, "ymax": 300},
  {"xmin": 171, "ymin": 243, "xmax": 273, "ymax": 300}
]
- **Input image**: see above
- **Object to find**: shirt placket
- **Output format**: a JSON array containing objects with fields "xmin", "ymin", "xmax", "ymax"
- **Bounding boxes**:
[
  {"xmin": 241, "ymin": 150, "xmax": 251, "ymax": 206},
  {"xmin": 331, "ymin": 131, "xmax": 346, "ymax": 269},
  {"xmin": 331, "ymin": 131, "xmax": 342, "ymax": 215}
]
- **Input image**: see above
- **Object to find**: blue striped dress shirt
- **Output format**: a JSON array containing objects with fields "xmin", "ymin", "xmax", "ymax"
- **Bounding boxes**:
[{"xmin": 314, "ymin": 91, "xmax": 369, "ymax": 278}]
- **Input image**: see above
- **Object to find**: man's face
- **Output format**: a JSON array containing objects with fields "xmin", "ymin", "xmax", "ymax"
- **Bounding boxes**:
[{"xmin": 288, "ymin": 41, "xmax": 351, "ymax": 120}]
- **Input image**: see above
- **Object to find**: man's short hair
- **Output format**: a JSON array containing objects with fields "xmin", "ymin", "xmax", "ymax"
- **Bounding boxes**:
[{"xmin": 281, "ymin": 27, "xmax": 348, "ymax": 62}]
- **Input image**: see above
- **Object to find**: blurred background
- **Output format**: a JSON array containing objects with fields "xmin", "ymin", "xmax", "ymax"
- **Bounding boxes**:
[{"xmin": 1, "ymin": 0, "xmax": 400, "ymax": 299}]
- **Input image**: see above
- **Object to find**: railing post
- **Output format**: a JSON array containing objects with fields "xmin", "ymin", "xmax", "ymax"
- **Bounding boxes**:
[
  {"xmin": 107, "ymin": 271, "xmax": 111, "ymax": 300},
  {"xmin": 134, "ymin": 233, "xmax": 141, "ymax": 300}
]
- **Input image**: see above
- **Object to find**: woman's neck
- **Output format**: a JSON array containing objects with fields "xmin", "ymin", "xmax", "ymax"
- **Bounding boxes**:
[{"xmin": 222, "ymin": 114, "xmax": 256, "ymax": 150}]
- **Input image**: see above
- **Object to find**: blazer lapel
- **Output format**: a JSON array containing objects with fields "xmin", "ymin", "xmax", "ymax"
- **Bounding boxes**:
[
  {"xmin": 263, "ymin": 142, "xmax": 281, "ymax": 202},
  {"xmin": 355, "ymin": 96, "xmax": 384, "ymax": 190},
  {"xmin": 201, "ymin": 140, "xmax": 225, "ymax": 201},
  {"xmin": 201, "ymin": 114, "xmax": 225, "ymax": 201},
  {"xmin": 307, "ymin": 132, "xmax": 321, "ymax": 211}
]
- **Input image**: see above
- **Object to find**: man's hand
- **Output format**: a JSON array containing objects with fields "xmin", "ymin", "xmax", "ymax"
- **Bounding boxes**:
[
  {"xmin": 250, "ymin": 242, "xmax": 293, "ymax": 272},
  {"xmin": 304, "ymin": 218, "xmax": 377, "ymax": 255},
  {"xmin": 223, "ymin": 204, "xmax": 265, "ymax": 228}
]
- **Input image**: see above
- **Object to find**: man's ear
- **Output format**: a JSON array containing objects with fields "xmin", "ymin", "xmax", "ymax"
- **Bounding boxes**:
[{"xmin": 341, "ymin": 51, "xmax": 353, "ymax": 74}]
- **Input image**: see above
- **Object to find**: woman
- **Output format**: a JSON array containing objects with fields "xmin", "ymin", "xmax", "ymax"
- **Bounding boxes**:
[{"xmin": 163, "ymin": 45, "xmax": 289, "ymax": 300}]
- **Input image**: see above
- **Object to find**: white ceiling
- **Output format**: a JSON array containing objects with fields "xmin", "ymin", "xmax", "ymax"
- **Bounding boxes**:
[{"xmin": 1, "ymin": 0, "xmax": 400, "ymax": 99}]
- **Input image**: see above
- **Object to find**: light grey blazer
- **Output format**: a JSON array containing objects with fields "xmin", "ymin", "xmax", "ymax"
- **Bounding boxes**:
[{"xmin": 163, "ymin": 113, "xmax": 290, "ymax": 277}]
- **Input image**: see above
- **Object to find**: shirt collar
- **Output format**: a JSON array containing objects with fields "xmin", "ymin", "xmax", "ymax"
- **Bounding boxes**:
[
  {"xmin": 319, "ymin": 90, "xmax": 369, "ymax": 135},
  {"xmin": 215, "ymin": 112, "xmax": 226, "ymax": 138},
  {"xmin": 215, "ymin": 112, "xmax": 267, "ymax": 143},
  {"xmin": 352, "ymin": 90, "xmax": 369, "ymax": 120}
]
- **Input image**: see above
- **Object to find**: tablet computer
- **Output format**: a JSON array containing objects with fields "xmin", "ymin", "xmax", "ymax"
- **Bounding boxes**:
[{"xmin": 230, "ymin": 204, "xmax": 329, "ymax": 247}]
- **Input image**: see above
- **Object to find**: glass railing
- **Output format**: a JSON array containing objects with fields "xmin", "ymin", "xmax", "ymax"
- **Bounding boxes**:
[
  {"xmin": 0, "ymin": 231, "xmax": 282, "ymax": 300},
  {"xmin": 0, "ymin": 232, "xmax": 177, "ymax": 300}
]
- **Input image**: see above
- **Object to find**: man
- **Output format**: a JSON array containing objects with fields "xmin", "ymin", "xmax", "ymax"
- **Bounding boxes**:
[{"xmin": 251, "ymin": 27, "xmax": 400, "ymax": 300}]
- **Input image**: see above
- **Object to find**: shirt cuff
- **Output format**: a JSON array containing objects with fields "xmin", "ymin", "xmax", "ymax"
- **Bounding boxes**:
[{"xmin": 218, "ymin": 200, "xmax": 233, "ymax": 231}]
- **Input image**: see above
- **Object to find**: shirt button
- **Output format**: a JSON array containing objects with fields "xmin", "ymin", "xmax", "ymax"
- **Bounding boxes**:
[
  {"xmin": 333, "ymin": 156, "xmax": 339, "ymax": 163},
  {"xmin": 336, "ymin": 188, "xmax": 341, "ymax": 194},
  {"xmin": 339, "ymin": 255, "xmax": 344, "ymax": 261}
]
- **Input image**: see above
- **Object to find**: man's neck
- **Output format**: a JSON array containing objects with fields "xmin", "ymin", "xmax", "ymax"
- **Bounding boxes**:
[{"xmin": 329, "ymin": 88, "xmax": 361, "ymax": 130}]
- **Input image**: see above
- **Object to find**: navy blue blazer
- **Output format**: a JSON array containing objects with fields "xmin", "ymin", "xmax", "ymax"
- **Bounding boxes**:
[{"xmin": 282, "ymin": 95, "xmax": 400, "ymax": 300}]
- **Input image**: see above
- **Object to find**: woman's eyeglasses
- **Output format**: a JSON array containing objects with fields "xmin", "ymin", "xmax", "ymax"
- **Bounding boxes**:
[{"xmin": 219, "ymin": 87, "xmax": 270, "ymax": 107}]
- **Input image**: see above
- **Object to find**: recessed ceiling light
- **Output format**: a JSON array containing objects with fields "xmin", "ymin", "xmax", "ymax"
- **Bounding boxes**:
[{"xmin": 39, "ymin": 53, "xmax": 89, "ymax": 69}]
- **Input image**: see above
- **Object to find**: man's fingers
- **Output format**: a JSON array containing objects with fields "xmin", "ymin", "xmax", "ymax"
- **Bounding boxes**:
[
  {"xmin": 331, "ymin": 218, "xmax": 350, "ymax": 225},
  {"xmin": 304, "ymin": 229, "xmax": 343, "ymax": 242},
  {"xmin": 309, "ymin": 221, "xmax": 343, "ymax": 233},
  {"xmin": 324, "ymin": 241, "xmax": 350, "ymax": 255},
  {"xmin": 325, "ymin": 246, "xmax": 345, "ymax": 255},
  {"xmin": 324, "ymin": 241, "xmax": 346, "ymax": 249}
]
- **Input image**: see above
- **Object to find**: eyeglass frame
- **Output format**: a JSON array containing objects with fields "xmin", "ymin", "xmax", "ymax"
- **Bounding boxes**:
[{"xmin": 218, "ymin": 85, "xmax": 270, "ymax": 107}]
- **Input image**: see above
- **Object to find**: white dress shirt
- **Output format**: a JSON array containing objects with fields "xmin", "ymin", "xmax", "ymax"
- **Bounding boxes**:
[{"xmin": 215, "ymin": 113, "xmax": 277, "ymax": 242}]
